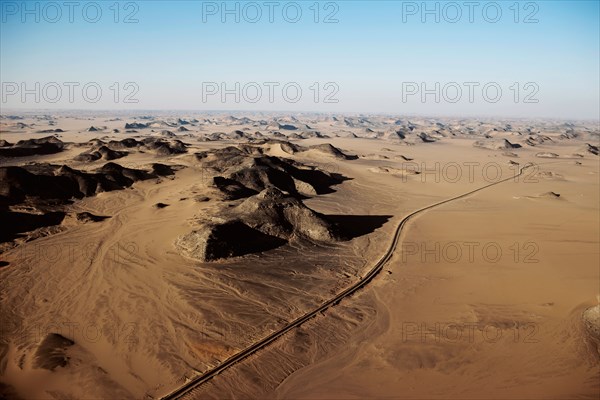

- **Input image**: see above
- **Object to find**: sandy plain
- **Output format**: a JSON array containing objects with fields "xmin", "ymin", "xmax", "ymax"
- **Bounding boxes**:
[{"xmin": 0, "ymin": 113, "xmax": 598, "ymax": 399}]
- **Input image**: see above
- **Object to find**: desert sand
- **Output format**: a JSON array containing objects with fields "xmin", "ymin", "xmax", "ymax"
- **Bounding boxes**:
[{"xmin": 0, "ymin": 112, "xmax": 598, "ymax": 399}]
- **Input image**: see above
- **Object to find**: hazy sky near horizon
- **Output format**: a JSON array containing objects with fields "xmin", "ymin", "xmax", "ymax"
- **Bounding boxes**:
[{"xmin": 1, "ymin": 0, "xmax": 599, "ymax": 119}]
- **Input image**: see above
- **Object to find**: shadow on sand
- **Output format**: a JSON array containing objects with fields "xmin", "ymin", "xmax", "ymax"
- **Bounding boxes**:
[{"xmin": 327, "ymin": 214, "xmax": 393, "ymax": 240}]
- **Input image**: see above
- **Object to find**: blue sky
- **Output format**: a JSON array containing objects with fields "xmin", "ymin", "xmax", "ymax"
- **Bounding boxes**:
[{"xmin": 1, "ymin": 0, "xmax": 599, "ymax": 119}]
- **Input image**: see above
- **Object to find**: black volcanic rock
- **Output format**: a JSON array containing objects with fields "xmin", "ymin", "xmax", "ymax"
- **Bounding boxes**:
[
  {"xmin": 99, "ymin": 162, "xmax": 154, "ymax": 183},
  {"xmin": 504, "ymin": 139, "xmax": 522, "ymax": 149},
  {"xmin": 274, "ymin": 140, "xmax": 303, "ymax": 154},
  {"xmin": 33, "ymin": 333, "xmax": 74, "ymax": 371},
  {"xmin": 196, "ymin": 144, "xmax": 347, "ymax": 200},
  {"xmin": 228, "ymin": 159, "xmax": 299, "ymax": 195},
  {"xmin": 0, "ymin": 136, "xmax": 64, "ymax": 157},
  {"xmin": 177, "ymin": 220, "xmax": 286, "ymax": 262},
  {"xmin": 125, "ymin": 122, "xmax": 149, "ymax": 129},
  {"xmin": 107, "ymin": 138, "xmax": 141, "ymax": 149},
  {"xmin": 389, "ymin": 130, "xmax": 406, "ymax": 140},
  {"xmin": 474, "ymin": 139, "xmax": 522, "ymax": 150},
  {"xmin": 37, "ymin": 128, "xmax": 65, "ymax": 133},
  {"xmin": 73, "ymin": 151, "xmax": 101, "ymax": 162},
  {"xmin": 141, "ymin": 138, "xmax": 188, "ymax": 155},
  {"xmin": 74, "ymin": 145, "xmax": 128, "ymax": 162},
  {"xmin": 98, "ymin": 146, "xmax": 128, "ymax": 160},
  {"xmin": 177, "ymin": 187, "xmax": 340, "ymax": 261},
  {"xmin": 152, "ymin": 163, "xmax": 176, "ymax": 176},
  {"xmin": 0, "ymin": 162, "xmax": 164, "ymax": 243},
  {"xmin": 0, "ymin": 165, "xmax": 80, "ymax": 203},
  {"xmin": 212, "ymin": 176, "xmax": 258, "ymax": 200},
  {"xmin": 418, "ymin": 132, "xmax": 437, "ymax": 143},
  {"xmin": 299, "ymin": 131, "xmax": 327, "ymax": 139},
  {"xmin": 0, "ymin": 162, "xmax": 156, "ymax": 206},
  {"xmin": 235, "ymin": 187, "xmax": 339, "ymax": 242},
  {"xmin": 524, "ymin": 135, "xmax": 552, "ymax": 146},
  {"xmin": 102, "ymin": 137, "xmax": 188, "ymax": 156},
  {"xmin": 76, "ymin": 212, "xmax": 109, "ymax": 223},
  {"xmin": 0, "ymin": 209, "xmax": 66, "ymax": 242},
  {"xmin": 280, "ymin": 124, "xmax": 298, "ymax": 130}
]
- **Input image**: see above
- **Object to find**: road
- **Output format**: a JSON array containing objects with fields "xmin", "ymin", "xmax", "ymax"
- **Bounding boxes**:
[{"xmin": 160, "ymin": 163, "xmax": 532, "ymax": 400}]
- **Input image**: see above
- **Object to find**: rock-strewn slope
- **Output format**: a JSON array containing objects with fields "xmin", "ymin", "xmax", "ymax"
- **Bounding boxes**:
[
  {"xmin": 0, "ymin": 162, "xmax": 175, "ymax": 244},
  {"xmin": 196, "ymin": 144, "xmax": 348, "ymax": 200},
  {"xmin": 177, "ymin": 187, "xmax": 339, "ymax": 262}
]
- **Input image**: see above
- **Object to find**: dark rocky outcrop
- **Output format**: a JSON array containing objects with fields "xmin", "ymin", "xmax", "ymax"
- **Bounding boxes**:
[
  {"xmin": 141, "ymin": 138, "xmax": 187, "ymax": 155},
  {"xmin": 0, "ymin": 162, "xmax": 168, "ymax": 244},
  {"xmin": 585, "ymin": 143, "xmax": 599, "ymax": 156},
  {"xmin": 177, "ymin": 187, "xmax": 339, "ymax": 262},
  {"xmin": 0, "ymin": 136, "xmax": 64, "ymax": 158},
  {"xmin": 37, "ymin": 128, "xmax": 65, "ymax": 134},
  {"xmin": 74, "ymin": 146, "xmax": 128, "ymax": 162},
  {"xmin": 33, "ymin": 333, "xmax": 74, "ymax": 371},
  {"xmin": 125, "ymin": 122, "xmax": 149, "ymax": 129},
  {"xmin": 235, "ymin": 187, "xmax": 339, "ymax": 242},
  {"xmin": 151, "ymin": 163, "xmax": 176, "ymax": 176},
  {"xmin": 212, "ymin": 176, "xmax": 258, "ymax": 200},
  {"xmin": 177, "ymin": 220, "xmax": 286, "ymax": 262},
  {"xmin": 0, "ymin": 210, "xmax": 66, "ymax": 242},
  {"xmin": 0, "ymin": 162, "xmax": 156, "ymax": 205},
  {"xmin": 473, "ymin": 139, "xmax": 522, "ymax": 150},
  {"xmin": 418, "ymin": 132, "xmax": 437, "ymax": 143},
  {"xmin": 196, "ymin": 147, "xmax": 347, "ymax": 200},
  {"xmin": 76, "ymin": 212, "xmax": 110, "ymax": 223}
]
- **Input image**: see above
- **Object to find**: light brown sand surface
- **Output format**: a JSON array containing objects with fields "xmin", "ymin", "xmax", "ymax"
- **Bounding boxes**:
[{"xmin": 0, "ymin": 113, "xmax": 598, "ymax": 399}]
